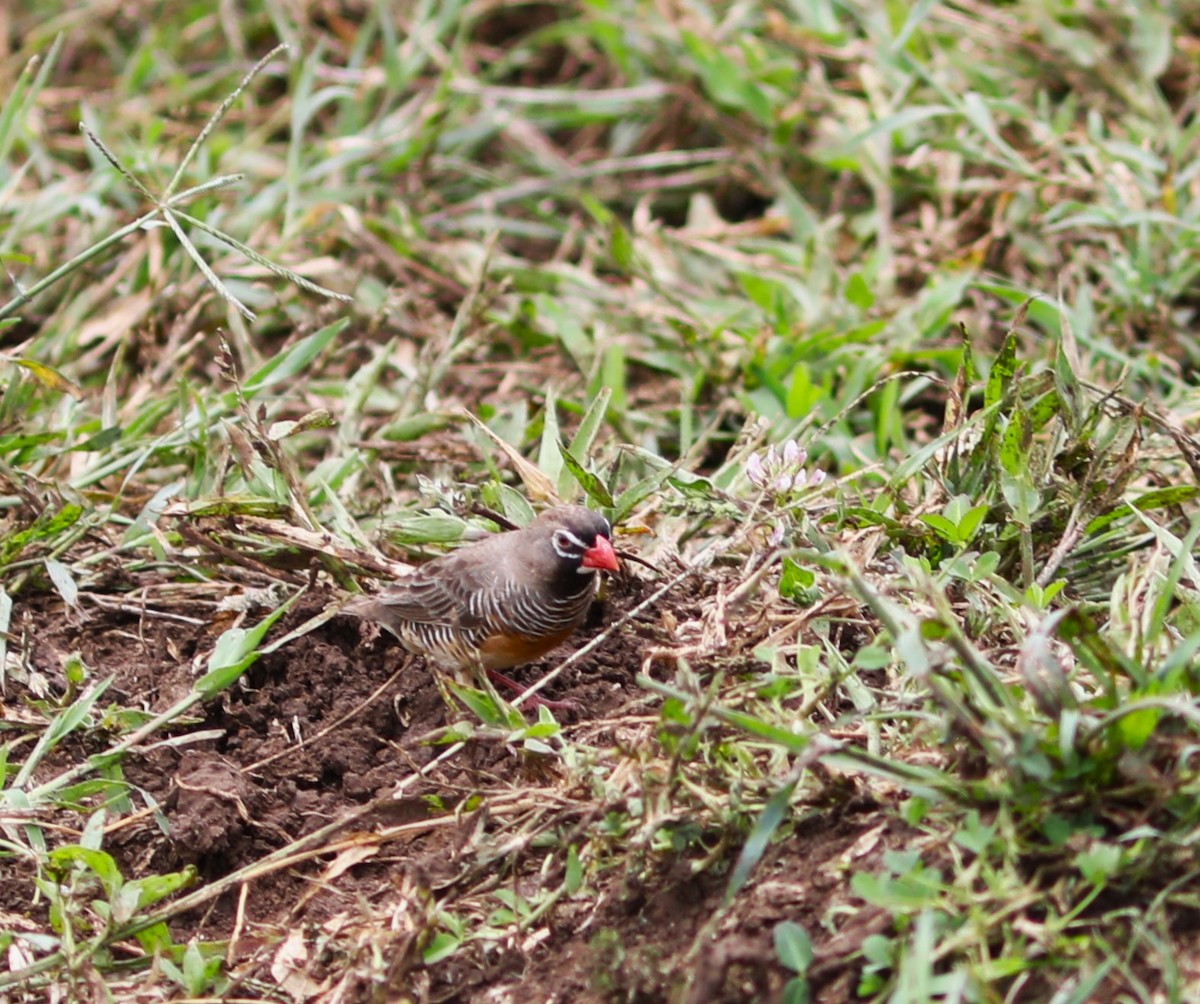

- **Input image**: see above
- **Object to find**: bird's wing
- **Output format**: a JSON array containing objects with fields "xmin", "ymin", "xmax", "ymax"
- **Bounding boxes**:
[{"xmin": 349, "ymin": 546, "xmax": 504, "ymax": 630}]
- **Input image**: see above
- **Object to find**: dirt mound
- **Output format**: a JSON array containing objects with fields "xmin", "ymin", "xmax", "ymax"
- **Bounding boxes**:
[{"xmin": 9, "ymin": 562, "xmax": 887, "ymax": 1001}]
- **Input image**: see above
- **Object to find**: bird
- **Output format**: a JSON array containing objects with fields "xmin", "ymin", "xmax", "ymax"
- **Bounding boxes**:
[{"xmin": 346, "ymin": 505, "xmax": 620, "ymax": 706}]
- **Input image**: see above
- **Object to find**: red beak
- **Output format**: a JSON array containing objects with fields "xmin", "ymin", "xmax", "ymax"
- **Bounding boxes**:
[{"xmin": 581, "ymin": 535, "xmax": 620, "ymax": 572}]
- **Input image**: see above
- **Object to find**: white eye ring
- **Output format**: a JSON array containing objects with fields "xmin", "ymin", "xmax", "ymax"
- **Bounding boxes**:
[{"xmin": 552, "ymin": 528, "xmax": 588, "ymax": 560}]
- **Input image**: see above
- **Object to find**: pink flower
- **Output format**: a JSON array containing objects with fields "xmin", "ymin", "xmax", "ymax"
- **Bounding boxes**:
[
  {"xmin": 746, "ymin": 451, "xmax": 766, "ymax": 488},
  {"xmin": 744, "ymin": 439, "xmax": 825, "ymax": 501}
]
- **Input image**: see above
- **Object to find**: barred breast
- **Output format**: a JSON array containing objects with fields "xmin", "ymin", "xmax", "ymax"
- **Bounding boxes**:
[{"xmin": 398, "ymin": 576, "xmax": 598, "ymax": 670}]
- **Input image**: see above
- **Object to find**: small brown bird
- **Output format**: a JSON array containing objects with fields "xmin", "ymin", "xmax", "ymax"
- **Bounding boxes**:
[{"xmin": 347, "ymin": 506, "xmax": 619, "ymax": 702}]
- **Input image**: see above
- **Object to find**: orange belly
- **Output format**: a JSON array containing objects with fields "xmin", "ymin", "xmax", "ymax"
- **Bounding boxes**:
[{"xmin": 478, "ymin": 627, "xmax": 576, "ymax": 670}]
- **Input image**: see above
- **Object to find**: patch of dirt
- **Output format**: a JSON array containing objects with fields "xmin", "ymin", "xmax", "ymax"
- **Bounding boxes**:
[
  {"xmin": 7, "ymin": 558, "xmax": 893, "ymax": 1001},
  {"xmin": 505, "ymin": 807, "xmax": 906, "ymax": 1004}
]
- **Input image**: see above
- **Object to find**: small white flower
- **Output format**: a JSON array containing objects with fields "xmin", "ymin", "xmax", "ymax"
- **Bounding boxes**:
[
  {"xmin": 744, "ymin": 438, "xmax": 826, "ymax": 501},
  {"xmin": 746, "ymin": 451, "xmax": 766, "ymax": 488}
]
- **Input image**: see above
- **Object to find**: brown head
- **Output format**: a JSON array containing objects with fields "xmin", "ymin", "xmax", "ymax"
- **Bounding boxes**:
[{"xmin": 531, "ymin": 505, "xmax": 620, "ymax": 580}]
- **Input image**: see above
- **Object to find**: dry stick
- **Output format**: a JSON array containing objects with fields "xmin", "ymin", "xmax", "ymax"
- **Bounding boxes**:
[
  {"xmin": 17, "ymin": 600, "xmax": 312, "ymax": 803},
  {"xmin": 1, "ymin": 523, "xmax": 747, "ymax": 991},
  {"xmin": 1035, "ymin": 496, "xmax": 1089, "ymax": 588},
  {"xmin": 176, "ymin": 522, "xmax": 309, "ymax": 587},
  {"xmin": 468, "ymin": 502, "xmax": 518, "ymax": 531},
  {"xmin": 240, "ymin": 664, "xmax": 408, "ymax": 774},
  {"xmin": 513, "ymin": 560, "xmax": 703, "ymax": 706},
  {"xmin": 228, "ymin": 883, "xmax": 251, "ymax": 968},
  {"xmin": 84, "ymin": 595, "xmax": 208, "ymax": 626},
  {"xmin": 0, "ymin": 739, "xmax": 466, "ymax": 992},
  {"xmin": 513, "ymin": 513, "xmax": 758, "ymax": 705}
]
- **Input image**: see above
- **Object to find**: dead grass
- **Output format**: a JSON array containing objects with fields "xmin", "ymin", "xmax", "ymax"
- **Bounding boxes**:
[{"xmin": 4, "ymin": 2, "xmax": 1200, "ymax": 1002}]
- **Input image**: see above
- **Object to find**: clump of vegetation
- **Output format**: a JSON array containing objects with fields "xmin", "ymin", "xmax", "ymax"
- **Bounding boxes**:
[{"xmin": 3, "ymin": 2, "xmax": 1200, "ymax": 1001}]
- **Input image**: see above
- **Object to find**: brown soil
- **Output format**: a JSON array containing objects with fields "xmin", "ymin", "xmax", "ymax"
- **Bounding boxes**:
[{"xmin": 6, "ymin": 560, "xmax": 897, "ymax": 1003}]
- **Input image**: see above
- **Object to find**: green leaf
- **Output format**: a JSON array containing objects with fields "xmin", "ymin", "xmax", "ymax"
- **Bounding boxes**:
[
  {"xmin": 444, "ymin": 680, "xmax": 519, "ymax": 727},
  {"xmin": 1086, "ymin": 485, "xmax": 1200, "ymax": 535},
  {"xmin": 0, "ymin": 36, "xmax": 63, "ymax": 167},
  {"xmin": 9, "ymin": 357, "xmax": 84, "ymax": 401},
  {"xmin": 774, "ymin": 921, "xmax": 814, "ymax": 974},
  {"xmin": 853, "ymin": 646, "xmax": 892, "ymax": 670},
  {"xmin": 918, "ymin": 513, "xmax": 959, "ymax": 543},
  {"xmin": 973, "ymin": 551, "xmax": 1001, "ymax": 577},
  {"xmin": 533, "ymin": 295, "xmax": 593, "ymax": 364},
  {"xmin": 382, "ymin": 513, "xmax": 467, "ymax": 546},
  {"xmin": 1076, "ymin": 842, "xmax": 1122, "ymax": 886},
  {"xmin": 423, "ymin": 931, "xmax": 460, "ymax": 964},
  {"xmin": 380, "ymin": 412, "xmax": 451, "ymax": 441},
  {"xmin": 12, "ymin": 677, "xmax": 113, "ymax": 787},
  {"xmin": 614, "ymin": 464, "xmax": 675, "ymax": 521},
  {"xmin": 779, "ymin": 557, "xmax": 818, "ymax": 605},
  {"xmin": 0, "ymin": 503, "xmax": 86, "ymax": 566},
  {"xmin": 781, "ymin": 978, "xmax": 810, "ymax": 1004},
  {"xmin": 267, "ymin": 409, "xmax": 336, "ymax": 440},
  {"xmin": 952, "ymin": 811, "xmax": 996, "ymax": 855},
  {"xmin": 182, "ymin": 941, "xmax": 216, "ymax": 995},
  {"xmin": 1131, "ymin": 7, "xmax": 1172, "ymax": 77},
  {"xmin": 985, "ymin": 331, "xmax": 1019, "ymax": 408},
  {"xmin": 242, "ymin": 318, "xmax": 348, "ymax": 396},
  {"xmin": 565, "ymin": 845, "xmax": 584, "ymax": 894},
  {"xmin": 850, "ymin": 104, "xmax": 954, "ymax": 147},
  {"xmin": 955, "ymin": 502, "xmax": 989, "ymax": 542},
  {"xmin": 123, "ymin": 867, "xmax": 198, "ymax": 910},
  {"xmin": 48, "ymin": 846, "xmax": 123, "ymax": 898},
  {"xmin": 961, "ymin": 92, "xmax": 1032, "ymax": 172},
  {"xmin": 845, "ymin": 272, "xmax": 874, "ymax": 309},
  {"xmin": 726, "ymin": 778, "xmax": 797, "ymax": 902},
  {"xmin": 568, "ymin": 386, "xmax": 612, "ymax": 461},
  {"xmin": 557, "ymin": 443, "xmax": 615, "ymax": 507},
  {"xmin": 1115, "ymin": 706, "xmax": 1160, "ymax": 750},
  {"xmin": 193, "ymin": 594, "xmax": 300, "ymax": 699},
  {"xmin": 538, "ymin": 386, "xmax": 564, "ymax": 487},
  {"xmin": 786, "ymin": 364, "xmax": 822, "ymax": 419},
  {"xmin": 0, "ymin": 585, "xmax": 9, "ymax": 714},
  {"xmin": 1000, "ymin": 470, "xmax": 1039, "ymax": 522},
  {"xmin": 851, "ymin": 866, "xmax": 942, "ymax": 909},
  {"xmin": 1027, "ymin": 389, "xmax": 1061, "ymax": 431},
  {"xmin": 134, "ymin": 921, "xmax": 175, "ymax": 954},
  {"xmin": 599, "ymin": 343, "xmax": 627, "ymax": 418},
  {"xmin": 999, "ymin": 407, "xmax": 1030, "ymax": 476},
  {"xmin": 70, "ymin": 426, "xmax": 122, "ymax": 451},
  {"xmin": 163, "ymin": 495, "xmax": 292, "ymax": 519},
  {"xmin": 610, "ymin": 220, "xmax": 634, "ymax": 269},
  {"xmin": 682, "ymin": 32, "xmax": 773, "ymax": 124}
]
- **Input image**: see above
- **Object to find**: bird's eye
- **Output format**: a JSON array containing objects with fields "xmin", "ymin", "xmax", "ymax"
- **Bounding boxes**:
[{"xmin": 552, "ymin": 529, "xmax": 586, "ymax": 559}]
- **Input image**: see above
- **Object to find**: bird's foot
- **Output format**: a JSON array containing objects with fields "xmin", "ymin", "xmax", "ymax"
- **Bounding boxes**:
[{"xmin": 486, "ymin": 669, "xmax": 579, "ymax": 714}]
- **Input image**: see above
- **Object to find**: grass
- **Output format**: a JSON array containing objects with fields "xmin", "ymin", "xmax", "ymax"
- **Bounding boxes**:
[{"xmin": 4, "ymin": 0, "xmax": 1200, "ymax": 1001}]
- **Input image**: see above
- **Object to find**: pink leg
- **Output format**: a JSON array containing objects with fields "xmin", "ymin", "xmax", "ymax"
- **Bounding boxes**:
[{"xmin": 486, "ymin": 668, "xmax": 578, "ymax": 712}]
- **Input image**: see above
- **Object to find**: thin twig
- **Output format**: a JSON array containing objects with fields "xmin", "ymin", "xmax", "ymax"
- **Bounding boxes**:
[{"xmin": 240, "ymin": 663, "xmax": 409, "ymax": 774}]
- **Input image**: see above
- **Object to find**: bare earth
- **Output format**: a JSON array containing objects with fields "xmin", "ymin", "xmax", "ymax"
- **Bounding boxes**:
[{"xmin": 8, "ymin": 563, "xmax": 905, "ymax": 1002}]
